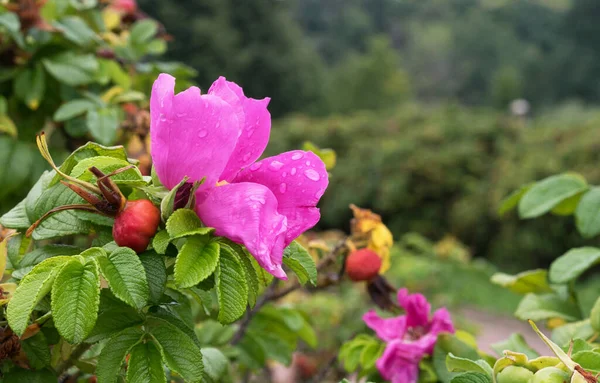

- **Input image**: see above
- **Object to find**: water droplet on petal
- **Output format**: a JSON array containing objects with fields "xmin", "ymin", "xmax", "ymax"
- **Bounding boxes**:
[
  {"xmin": 279, "ymin": 183, "xmax": 287, "ymax": 193},
  {"xmin": 305, "ymin": 160, "xmax": 311, "ymax": 166},
  {"xmin": 243, "ymin": 153, "xmax": 252, "ymax": 162},
  {"xmin": 269, "ymin": 161, "xmax": 284, "ymax": 171},
  {"xmin": 304, "ymin": 169, "xmax": 320, "ymax": 181},
  {"xmin": 282, "ymin": 172, "xmax": 287, "ymax": 177},
  {"xmin": 198, "ymin": 130, "xmax": 208, "ymax": 138},
  {"xmin": 292, "ymin": 153, "xmax": 303, "ymax": 160},
  {"xmin": 315, "ymin": 188, "xmax": 325, "ymax": 199},
  {"xmin": 291, "ymin": 167, "xmax": 297, "ymax": 175}
]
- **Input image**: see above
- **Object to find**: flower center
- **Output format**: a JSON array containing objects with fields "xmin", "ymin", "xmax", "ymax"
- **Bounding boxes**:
[{"xmin": 405, "ymin": 326, "xmax": 427, "ymax": 341}]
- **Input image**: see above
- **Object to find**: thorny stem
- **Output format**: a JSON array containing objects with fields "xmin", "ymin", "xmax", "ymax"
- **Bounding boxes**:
[
  {"xmin": 230, "ymin": 240, "xmax": 348, "ymax": 346},
  {"xmin": 56, "ymin": 343, "xmax": 93, "ymax": 376}
]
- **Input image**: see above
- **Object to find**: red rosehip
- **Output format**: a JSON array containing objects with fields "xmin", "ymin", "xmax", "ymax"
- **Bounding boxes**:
[
  {"xmin": 294, "ymin": 353, "xmax": 318, "ymax": 379},
  {"xmin": 113, "ymin": 199, "xmax": 160, "ymax": 253},
  {"xmin": 345, "ymin": 248, "xmax": 382, "ymax": 282}
]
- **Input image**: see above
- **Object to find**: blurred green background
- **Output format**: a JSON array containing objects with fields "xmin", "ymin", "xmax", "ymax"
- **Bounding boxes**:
[
  {"xmin": 141, "ymin": 0, "xmax": 600, "ymax": 271},
  {"xmin": 3, "ymin": 0, "xmax": 600, "ymax": 270}
]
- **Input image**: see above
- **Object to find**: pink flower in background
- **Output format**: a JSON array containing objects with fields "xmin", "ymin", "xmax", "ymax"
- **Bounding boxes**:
[
  {"xmin": 363, "ymin": 288, "xmax": 454, "ymax": 383},
  {"xmin": 150, "ymin": 74, "xmax": 328, "ymax": 279}
]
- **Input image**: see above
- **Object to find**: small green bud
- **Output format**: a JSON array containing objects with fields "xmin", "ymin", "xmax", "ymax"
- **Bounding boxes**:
[
  {"xmin": 530, "ymin": 367, "xmax": 570, "ymax": 383},
  {"xmin": 496, "ymin": 365, "xmax": 534, "ymax": 383}
]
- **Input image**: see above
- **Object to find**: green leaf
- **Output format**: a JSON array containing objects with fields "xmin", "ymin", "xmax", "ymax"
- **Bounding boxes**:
[
  {"xmin": 54, "ymin": 99, "xmax": 97, "ymax": 121},
  {"xmin": 551, "ymin": 320, "xmax": 594, "ymax": 347},
  {"xmin": 152, "ymin": 230, "xmax": 170, "ymax": 254},
  {"xmin": 130, "ymin": 20, "xmax": 158, "ymax": 44},
  {"xmin": 0, "ymin": 199, "xmax": 30, "ymax": 229},
  {"xmin": 514, "ymin": 293, "xmax": 580, "ymax": 322},
  {"xmin": 175, "ymin": 236, "xmax": 220, "ymax": 288},
  {"xmin": 446, "ymin": 353, "xmax": 493, "ymax": 376},
  {"xmin": 0, "ymin": 13, "xmax": 24, "ymax": 48},
  {"xmin": 3, "ymin": 368, "xmax": 56, "ymax": 383},
  {"xmin": 576, "ymin": 187, "xmax": 600, "ymax": 238},
  {"xmin": 433, "ymin": 333, "xmax": 480, "ymax": 383},
  {"xmin": 147, "ymin": 317, "xmax": 204, "ymax": 382},
  {"xmin": 590, "ymin": 297, "xmax": 600, "ymax": 333},
  {"xmin": 236, "ymin": 247, "xmax": 259, "ymax": 308},
  {"xmin": 518, "ymin": 173, "xmax": 588, "ymax": 219},
  {"xmin": 572, "ymin": 350, "xmax": 600, "ymax": 373},
  {"xmin": 201, "ymin": 347, "xmax": 229, "ymax": 382},
  {"xmin": 43, "ymin": 52, "xmax": 98, "ymax": 86},
  {"xmin": 21, "ymin": 331, "xmax": 51, "ymax": 369},
  {"xmin": 450, "ymin": 373, "xmax": 492, "ymax": 383},
  {"xmin": 87, "ymin": 107, "xmax": 120, "ymax": 145},
  {"xmin": 14, "ymin": 64, "xmax": 45, "ymax": 110},
  {"xmin": 139, "ymin": 251, "xmax": 166, "ymax": 304},
  {"xmin": 126, "ymin": 341, "xmax": 167, "ymax": 383},
  {"xmin": 96, "ymin": 247, "xmax": 149, "ymax": 309},
  {"xmin": 216, "ymin": 245, "xmax": 248, "ymax": 324},
  {"xmin": 283, "ymin": 241, "xmax": 317, "ymax": 286},
  {"xmin": 498, "ymin": 184, "xmax": 534, "ymax": 216},
  {"xmin": 490, "ymin": 269, "xmax": 552, "ymax": 294},
  {"xmin": 97, "ymin": 327, "xmax": 144, "ymax": 383},
  {"xmin": 12, "ymin": 244, "xmax": 81, "ymax": 279},
  {"xmin": 28, "ymin": 182, "xmax": 92, "ymax": 240},
  {"xmin": 166, "ymin": 208, "xmax": 214, "ymax": 239},
  {"xmin": 86, "ymin": 305, "xmax": 144, "ymax": 343},
  {"xmin": 53, "ymin": 16, "xmax": 98, "ymax": 46},
  {"xmin": 50, "ymin": 141, "xmax": 128, "ymax": 186},
  {"xmin": 51, "ymin": 258, "xmax": 101, "ymax": 343},
  {"xmin": 71, "ymin": 156, "xmax": 144, "ymax": 187},
  {"xmin": 7, "ymin": 256, "xmax": 72, "ymax": 335},
  {"xmin": 549, "ymin": 247, "xmax": 600, "ymax": 284},
  {"xmin": 491, "ymin": 334, "xmax": 539, "ymax": 360}
]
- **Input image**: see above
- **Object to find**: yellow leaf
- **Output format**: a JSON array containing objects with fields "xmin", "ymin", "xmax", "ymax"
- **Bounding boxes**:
[
  {"xmin": 101, "ymin": 86, "xmax": 124, "ymax": 103},
  {"xmin": 0, "ymin": 283, "xmax": 17, "ymax": 306},
  {"xmin": 0, "ymin": 115, "xmax": 17, "ymax": 137},
  {"xmin": 103, "ymin": 9, "xmax": 122, "ymax": 31}
]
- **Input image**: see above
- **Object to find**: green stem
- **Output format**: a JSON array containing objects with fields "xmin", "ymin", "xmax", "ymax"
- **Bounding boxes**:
[{"xmin": 55, "ymin": 343, "xmax": 92, "ymax": 375}]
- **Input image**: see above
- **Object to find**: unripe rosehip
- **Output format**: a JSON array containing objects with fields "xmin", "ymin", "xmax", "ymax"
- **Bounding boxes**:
[
  {"xmin": 496, "ymin": 366, "xmax": 534, "ymax": 383},
  {"xmin": 345, "ymin": 249, "xmax": 382, "ymax": 282},
  {"xmin": 530, "ymin": 367, "xmax": 570, "ymax": 383},
  {"xmin": 113, "ymin": 199, "xmax": 160, "ymax": 253}
]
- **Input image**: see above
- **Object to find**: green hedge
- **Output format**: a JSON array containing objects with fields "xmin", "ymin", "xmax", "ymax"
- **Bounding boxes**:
[{"xmin": 269, "ymin": 102, "xmax": 600, "ymax": 270}]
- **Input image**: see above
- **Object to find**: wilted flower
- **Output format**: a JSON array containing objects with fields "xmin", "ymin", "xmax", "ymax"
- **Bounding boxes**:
[
  {"xmin": 363, "ymin": 288, "xmax": 454, "ymax": 383},
  {"xmin": 150, "ymin": 74, "xmax": 328, "ymax": 279}
]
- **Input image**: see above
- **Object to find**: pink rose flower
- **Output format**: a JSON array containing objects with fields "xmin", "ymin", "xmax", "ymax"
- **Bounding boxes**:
[
  {"xmin": 363, "ymin": 288, "xmax": 455, "ymax": 383},
  {"xmin": 150, "ymin": 74, "xmax": 328, "ymax": 279}
]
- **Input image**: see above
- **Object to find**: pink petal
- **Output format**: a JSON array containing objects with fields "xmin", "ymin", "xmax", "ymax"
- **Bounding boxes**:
[
  {"xmin": 150, "ymin": 73, "xmax": 240, "ymax": 190},
  {"xmin": 429, "ymin": 307, "xmax": 455, "ymax": 335},
  {"xmin": 234, "ymin": 150, "xmax": 329, "ymax": 245},
  {"xmin": 363, "ymin": 310, "xmax": 406, "ymax": 342},
  {"xmin": 208, "ymin": 77, "xmax": 271, "ymax": 182},
  {"xmin": 195, "ymin": 182, "xmax": 288, "ymax": 279},
  {"xmin": 397, "ymin": 288, "xmax": 431, "ymax": 328},
  {"xmin": 376, "ymin": 340, "xmax": 423, "ymax": 383},
  {"xmin": 412, "ymin": 309, "xmax": 455, "ymax": 354}
]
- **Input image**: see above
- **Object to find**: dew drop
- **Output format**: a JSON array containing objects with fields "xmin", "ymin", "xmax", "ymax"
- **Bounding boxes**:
[
  {"xmin": 282, "ymin": 172, "xmax": 287, "ymax": 177},
  {"xmin": 250, "ymin": 162, "xmax": 262, "ymax": 171},
  {"xmin": 279, "ymin": 183, "xmax": 287, "ymax": 193},
  {"xmin": 306, "ymin": 160, "xmax": 311, "ymax": 166},
  {"xmin": 243, "ymin": 153, "xmax": 252, "ymax": 162},
  {"xmin": 292, "ymin": 153, "xmax": 303, "ymax": 160},
  {"xmin": 269, "ymin": 161, "xmax": 284, "ymax": 171},
  {"xmin": 290, "ymin": 167, "xmax": 297, "ymax": 175},
  {"xmin": 304, "ymin": 169, "xmax": 320, "ymax": 181},
  {"xmin": 198, "ymin": 130, "xmax": 208, "ymax": 138}
]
